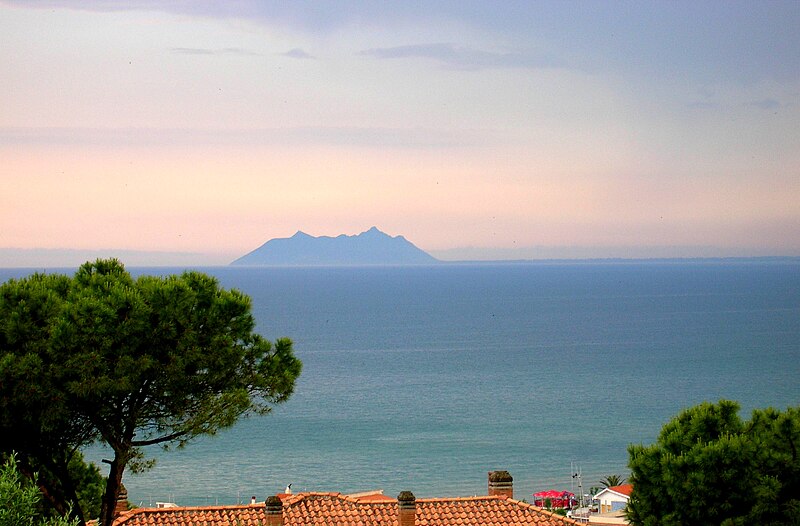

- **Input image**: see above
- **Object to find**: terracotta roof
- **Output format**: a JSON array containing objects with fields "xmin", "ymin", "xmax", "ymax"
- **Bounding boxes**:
[
  {"xmin": 113, "ymin": 503, "xmax": 267, "ymax": 526},
  {"xmin": 352, "ymin": 493, "xmax": 397, "ymax": 503},
  {"xmin": 415, "ymin": 495, "xmax": 578, "ymax": 526},
  {"xmin": 113, "ymin": 493, "xmax": 580, "ymax": 526},
  {"xmin": 607, "ymin": 484, "xmax": 633, "ymax": 497}
]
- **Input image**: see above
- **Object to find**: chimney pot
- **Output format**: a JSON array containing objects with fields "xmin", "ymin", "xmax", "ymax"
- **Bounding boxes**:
[
  {"xmin": 488, "ymin": 471, "xmax": 513, "ymax": 499},
  {"xmin": 397, "ymin": 491, "xmax": 416, "ymax": 526},
  {"xmin": 265, "ymin": 495, "xmax": 283, "ymax": 526},
  {"xmin": 114, "ymin": 483, "xmax": 129, "ymax": 518}
]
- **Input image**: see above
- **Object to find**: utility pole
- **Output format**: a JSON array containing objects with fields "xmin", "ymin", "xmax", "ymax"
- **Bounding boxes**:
[{"xmin": 572, "ymin": 467, "xmax": 584, "ymax": 509}]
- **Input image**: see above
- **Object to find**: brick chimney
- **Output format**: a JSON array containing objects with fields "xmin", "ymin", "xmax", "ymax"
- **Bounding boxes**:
[
  {"xmin": 265, "ymin": 495, "xmax": 283, "ymax": 526},
  {"xmin": 488, "ymin": 470, "xmax": 513, "ymax": 499},
  {"xmin": 114, "ymin": 483, "xmax": 129, "ymax": 517},
  {"xmin": 397, "ymin": 491, "xmax": 416, "ymax": 526}
]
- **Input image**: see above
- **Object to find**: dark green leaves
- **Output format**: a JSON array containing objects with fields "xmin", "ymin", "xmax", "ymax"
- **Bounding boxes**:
[
  {"xmin": 627, "ymin": 400, "xmax": 800, "ymax": 526},
  {"xmin": 0, "ymin": 259, "xmax": 301, "ymax": 526}
]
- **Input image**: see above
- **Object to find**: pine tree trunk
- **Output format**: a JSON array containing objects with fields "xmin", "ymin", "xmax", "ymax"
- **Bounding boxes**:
[{"xmin": 100, "ymin": 457, "xmax": 125, "ymax": 526}]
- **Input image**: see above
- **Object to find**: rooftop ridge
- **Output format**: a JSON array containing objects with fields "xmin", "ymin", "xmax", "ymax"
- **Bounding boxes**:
[
  {"xmin": 280, "ymin": 491, "xmax": 337, "ymax": 504},
  {"xmin": 346, "ymin": 489, "xmax": 385, "ymax": 498},
  {"xmin": 112, "ymin": 490, "xmax": 583, "ymax": 526},
  {"xmin": 120, "ymin": 493, "xmax": 545, "ymax": 510},
  {"xmin": 417, "ymin": 494, "xmax": 506, "ymax": 503},
  {"xmin": 112, "ymin": 502, "xmax": 264, "ymax": 519},
  {"xmin": 289, "ymin": 492, "xmax": 397, "ymax": 506}
]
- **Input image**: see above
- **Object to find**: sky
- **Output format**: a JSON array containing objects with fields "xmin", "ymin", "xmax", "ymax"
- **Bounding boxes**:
[{"xmin": 1, "ymin": 0, "xmax": 799, "ymax": 266}]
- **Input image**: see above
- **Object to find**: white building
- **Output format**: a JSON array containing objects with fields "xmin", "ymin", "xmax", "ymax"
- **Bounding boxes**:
[{"xmin": 594, "ymin": 484, "xmax": 632, "ymax": 514}]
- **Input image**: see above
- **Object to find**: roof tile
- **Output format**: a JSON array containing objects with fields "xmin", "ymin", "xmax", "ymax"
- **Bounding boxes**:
[{"xmin": 113, "ymin": 493, "xmax": 581, "ymax": 526}]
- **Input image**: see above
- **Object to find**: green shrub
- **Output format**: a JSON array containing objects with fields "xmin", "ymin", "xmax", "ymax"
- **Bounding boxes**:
[{"xmin": 0, "ymin": 456, "xmax": 79, "ymax": 526}]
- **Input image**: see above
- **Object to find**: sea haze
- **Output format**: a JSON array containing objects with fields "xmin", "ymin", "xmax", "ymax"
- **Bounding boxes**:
[{"xmin": 4, "ymin": 262, "xmax": 796, "ymax": 506}]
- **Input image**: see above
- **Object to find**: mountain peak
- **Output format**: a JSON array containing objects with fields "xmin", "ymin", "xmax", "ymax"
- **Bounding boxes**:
[
  {"xmin": 360, "ymin": 226, "xmax": 386, "ymax": 237},
  {"xmin": 232, "ymin": 228, "xmax": 438, "ymax": 266}
]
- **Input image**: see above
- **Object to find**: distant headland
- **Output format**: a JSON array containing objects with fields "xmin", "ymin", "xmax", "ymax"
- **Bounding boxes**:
[{"xmin": 230, "ymin": 227, "xmax": 439, "ymax": 266}]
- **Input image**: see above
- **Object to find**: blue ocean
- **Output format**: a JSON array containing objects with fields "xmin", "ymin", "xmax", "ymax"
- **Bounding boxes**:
[{"xmin": 3, "ymin": 261, "xmax": 799, "ymax": 506}]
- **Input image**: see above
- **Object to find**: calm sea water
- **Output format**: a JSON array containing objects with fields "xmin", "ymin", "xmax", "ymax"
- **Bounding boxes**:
[{"xmin": 3, "ymin": 261, "xmax": 799, "ymax": 506}]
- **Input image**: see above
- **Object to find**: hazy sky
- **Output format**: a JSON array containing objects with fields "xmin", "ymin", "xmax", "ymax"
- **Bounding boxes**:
[{"xmin": 1, "ymin": 1, "xmax": 799, "ymax": 265}]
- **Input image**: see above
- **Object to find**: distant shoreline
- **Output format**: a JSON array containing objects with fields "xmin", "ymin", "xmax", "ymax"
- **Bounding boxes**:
[
  {"xmin": 1, "ymin": 255, "xmax": 798, "ymax": 271},
  {"xmin": 431, "ymin": 256, "xmax": 800, "ymax": 266}
]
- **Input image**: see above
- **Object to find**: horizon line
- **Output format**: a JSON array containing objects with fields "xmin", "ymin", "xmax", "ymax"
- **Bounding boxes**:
[{"xmin": 1, "ymin": 252, "xmax": 798, "ymax": 270}]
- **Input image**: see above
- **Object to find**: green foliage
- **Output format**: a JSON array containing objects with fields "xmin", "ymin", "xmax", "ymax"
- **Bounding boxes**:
[
  {"xmin": 600, "ymin": 474, "xmax": 626, "ymax": 488},
  {"xmin": 0, "ymin": 259, "xmax": 302, "ymax": 526},
  {"xmin": 0, "ymin": 453, "xmax": 103, "ymax": 523},
  {"xmin": 68, "ymin": 453, "xmax": 104, "ymax": 520},
  {"xmin": 627, "ymin": 400, "xmax": 800, "ymax": 526},
  {"xmin": 0, "ymin": 456, "xmax": 79, "ymax": 526},
  {"xmin": 0, "ymin": 272, "xmax": 97, "ymax": 522}
]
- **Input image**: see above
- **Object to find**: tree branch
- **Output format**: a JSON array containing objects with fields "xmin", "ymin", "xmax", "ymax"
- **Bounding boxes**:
[{"xmin": 131, "ymin": 429, "xmax": 189, "ymax": 447}]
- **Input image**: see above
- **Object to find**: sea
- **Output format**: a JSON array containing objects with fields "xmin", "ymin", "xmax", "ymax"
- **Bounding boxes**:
[{"xmin": 2, "ymin": 260, "xmax": 799, "ymax": 506}]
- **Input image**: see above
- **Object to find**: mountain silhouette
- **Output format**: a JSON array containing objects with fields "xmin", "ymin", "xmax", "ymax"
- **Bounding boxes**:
[{"xmin": 231, "ymin": 227, "xmax": 439, "ymax": 266}]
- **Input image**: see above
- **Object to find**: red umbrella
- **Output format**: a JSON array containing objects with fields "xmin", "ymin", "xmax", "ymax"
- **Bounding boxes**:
[{"xmin": 532, "ymin": 490, "xmax": 575, "ymax": 508}]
